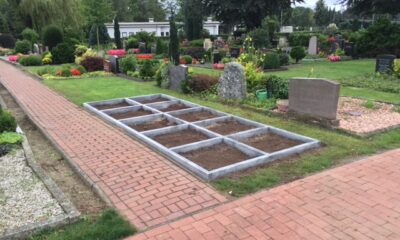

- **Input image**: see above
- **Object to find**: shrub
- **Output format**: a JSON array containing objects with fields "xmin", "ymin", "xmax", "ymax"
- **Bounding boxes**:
[
  {"xmin": 262, "ymin": 52, "xmax": 280, "ymax": 69},
  {"xmin": 74, "ymin": 45, "xmax": 88, "ymax": 57},
  {"xmin": 37, "ymin": 66, "xmax": 53, "ymax": 76},
  {"xmin": 279, "ymin": 53, "xmax": 290, "ymax": 66},
  {"xmin": 256, "ymin": 75, "xmax": 289, "ymax": 99},
  {"xmin": 188, "ymin": 74, "xmax": 219, "ymax": 92},
  {"xmin": 248, "ymin": 28, "xmax": 270, "ymax": 49},
  {"xmin": 51, "ymin": 43, "xmax": 75, "ymax": 64},
  {"xmin": 155, "ymin": 38, "xmax": 167, "ymax": 55},
  {"xmin": 0, "ymin": 132, "xmax": 22, "ymax": 145},
  {"xmin": 80, "ymin": 56, "xmax": 104, "ymax": 72},
  {"xmin": 155, "ymin": 62, "xmax": 169, "ymax": 87},
  {"xmin": 42, "ymin": 25, "xmax": 63, "ymax": 50},
  {"xmin": 55, "ymin": 68, "xmax": 72, "ymax": 77},
  {"xmin": 394, "ymin": 59, "xmax": 400, "ymax": 77},
  {"xmin": 139, "ymin": 60, "xmax": 155, "ymax": 80},
  {"xmin": 70, "ymin": 68, "xmax": 81, "ymax": 76},
  {"xmin": 120, "ymin": 56, "xmax": 137, "ymax": 73},
  {"xmin": 76, "ymin": 65, "xmax": 87, "ymax": 74},
  {"xmin": 0, "ymin": 109, "xmax": 17, "ymax": 133},
  {"xmin": 290, "ymin": 46, "xmax": 306, "ymax": 63},
  {"xmin": 126, "ymin": 37, "xmax": 139, "ymax": 49},
  {"xmin": 42, "ymin": 52, "xmax": 52, "ymax": 65},
  {"xmin": 15, "ymin": 40, "xmax": 31, "ymax": 54},
  {"xmin": 18, "ymin": 55, "xmax": 42, "ymax": 66},
  {"xmin": 88, "ymin": 23, "xmax": 110, "ymax": 46},
  {"xmin": 21, "ymin": 28, "xmax": 39, "ymax": 44},
  {"xmin": 0, "ymin": 34, "xmax": 16, "ymax": 48},
  {"xmin": 288, "ymin": 32, "xmax": 312, "ymax": 47},
  {"xmin": 189, "ymin": 39, "xmax": 204, "ymax": 47},
  {"xmin": 185, "ymin": 47, "xmax": 205, "ymax": 60},
  {"xmin": 180, "ymin": 55, "xmax": 192, "ymax": 64}
]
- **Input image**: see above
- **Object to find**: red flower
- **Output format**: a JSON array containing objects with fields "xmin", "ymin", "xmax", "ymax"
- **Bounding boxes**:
[
  {"xmin": 107, "ymin": 49, "xmax": 127, "ymax": 56},
  {"xmin": 136, "ymin": 54, "xmax": 154, "ymax": 60},
  {"xmin": 70, "ymin": 68, "xmax": 81, "ymax": 76}
]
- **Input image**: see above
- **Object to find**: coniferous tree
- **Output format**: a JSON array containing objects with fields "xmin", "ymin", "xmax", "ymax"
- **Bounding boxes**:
[
  {"xmin": 114, "ymin": 16, "xmax": 122, "ymax": 49},
  {"xmin": 169, "ymin": 14, "xmax": 179, "ymax": 65},
  {"xmin": 183, "ymin": 0, "xmax": 203, "ymax": 40},
  {"xmin": 314, "ymin": 0, "xmax": 330, "ymax": 26}
]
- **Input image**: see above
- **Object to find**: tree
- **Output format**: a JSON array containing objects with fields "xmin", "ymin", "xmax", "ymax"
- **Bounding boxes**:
[
  {"xmin": 183, "ymin": 0, "xmax": 203, "ymax": 40},
  {"xmin": 340, "ymin": 0, "xmax": 400, "ymax": 15},
  {"xmin": 82, "ymin": 0, "xmax": 113, "ymax": 26},
  {"xmin": 42, "ymin": 25, "xmax": 63, "ymax": 50},
  {"xmin": 202, "ymin": 0, "xmax": 303, "ymax": 30},
  {"xmin": 132, "ymin": 0, "xmax": 166, "ymax": 21},
  {"xmin": 290, "ymin": 7, "xmax": 315, "ymax": 28},
  {"xmin": 89, "ymin": 23, "xmax": 111, "ymax": 47},
  {"xmin": 114, "ymin": 16, "xmax": 122, "ymax": 49},
  {"xmin": 169, "ymin": 14, "xmax": 179, "ymax": 65},
  {"xmin": 314, "ymin": 0, "xmax": 330, "ymax": 27}
]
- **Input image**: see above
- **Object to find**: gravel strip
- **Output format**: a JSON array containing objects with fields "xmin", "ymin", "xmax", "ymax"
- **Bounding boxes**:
[
  {"xmin": 0, "ymin": 149, "xmax": 65, "ymax": 234},
  {"xmin": 338, "ymin": 97, "xmax": 400, "ymax": 134}
]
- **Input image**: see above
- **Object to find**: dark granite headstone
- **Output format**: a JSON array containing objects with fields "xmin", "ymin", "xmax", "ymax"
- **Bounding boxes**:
[
  {"xmin": 375, "ymin": 54, "xmax": 396, "ymax": 73},
  {"xmin": 213, "ymin": 50, "xmax": 221, "ymax": 64},
  {"xmin": 289, "ymin": 78, "xmax": 340, "ymax": 120},
  {"xmin": 344, "ymin": 42, "xmax": 354, "ymax": 57},
  {"xmin": 109, "ymin": 56, "xmax": 120, "ymax": 73},
  {"xmin": 103, "ymin": 60, "xmax": 112, "ymax": 72},
  {"xmin": 168, "ymin": 65, "xmax": 188, "ymax": 92},
  {"xmin": 230, "ymin": 48, "xmax": 240, "ymax": 58}
]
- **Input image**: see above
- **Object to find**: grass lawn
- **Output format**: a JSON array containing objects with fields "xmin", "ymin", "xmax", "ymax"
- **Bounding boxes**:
[
  {"xmin": 192, "ymin": 59, "xmax": 400, "ymax": 104},
  {"xmin": 43, "ymin": 76, "xmax": 400, "ymax": 197},
  {"xmin": 30, "ymin": 209, "xmax": 136, "ymax": 240}
]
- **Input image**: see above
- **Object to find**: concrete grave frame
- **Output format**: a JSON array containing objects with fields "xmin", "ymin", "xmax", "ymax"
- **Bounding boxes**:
[{"xmin": 84, "ymin": 94, "xmax": 320, "ymax": 180}]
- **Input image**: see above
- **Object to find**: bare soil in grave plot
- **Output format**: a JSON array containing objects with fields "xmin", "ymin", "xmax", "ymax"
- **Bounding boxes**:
[
  {"xmin": 138, "ymin": 97, "xmax": 170, "ymax": 104},
  {"xmin": 242, "ymin": 132, "xmax": 302, "ymax": 153},
  {"xmin": 160, "ymin": 103, "xmax": 191, "ymax": 112},
  {"xmin": 152, "ymin": 129, "xmax": 210, "ymax": 148},
  {"xmin": 206, "ymin": 120, "xmax": 256, "ymax": 135},
  {"xmin": 181, "ymin": 143, "xmax": 251, "ymax": 170},
  {"xmin": 178, "ymin": 111, "xmax": 219, "ymax": 122},
  {"xmin": 95, "ymin": 101, "xmax": 131, "ymax": 110},
  {"xmin": 129, "ymin": 118, "xmax": 177, "ymax": 132},
  {"xmin": 0, "ymin": 86, "xmax": 106, "ymax": 214},
  {"xmin": 109, "ymin": 109, "xmax": 153, "ymax": 120}
]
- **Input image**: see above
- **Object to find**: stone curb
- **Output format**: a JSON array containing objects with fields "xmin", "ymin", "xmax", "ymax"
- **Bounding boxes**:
[{"xmin": 0, "ymin": 95, "xmax": 80, "ymax": 240}]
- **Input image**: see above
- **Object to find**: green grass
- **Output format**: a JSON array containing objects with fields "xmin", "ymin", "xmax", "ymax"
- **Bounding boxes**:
[
  {"xmin": 43, "ymin": 76, "xmax": 400, "ymax": 196},
  {"xmin": 29, "ymin": 209, "xmax": 136, "ymax": 240}
]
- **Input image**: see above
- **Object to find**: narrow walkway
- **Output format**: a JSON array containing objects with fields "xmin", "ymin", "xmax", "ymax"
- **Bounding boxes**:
[
  {"xmin": 129, "ymin": 149, "xmax": 400, "ymax": 240},
  {"xmin": 0, "ymin": 61, "xmax": 226, "ymax": 229}
]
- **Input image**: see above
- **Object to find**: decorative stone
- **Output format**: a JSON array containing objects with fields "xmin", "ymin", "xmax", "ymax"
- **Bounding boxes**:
[
  {"xmin": 278, "ymin": 36, "xmax": 288, "ymax": 49},
  {"xmin": 168, "ymin": 65, "xmax": 188, "ymax": 92},
  {"xmin": 289, "ymin": 78, "xmax": 340, "ymax": 120},
  {"xmin": 218, "ymin": 62, "xmax": 246, "ymax": 100},
  {"xmin": 308, "ymin": 36, "xmax": 318, "ymax": 55},
  {"xmin": 203, "ymin": 39, "xmax": 212, "ymax": 51}
]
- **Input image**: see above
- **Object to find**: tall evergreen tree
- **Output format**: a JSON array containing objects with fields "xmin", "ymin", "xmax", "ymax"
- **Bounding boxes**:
[
  {"xmin": 183, "ymin": 0, "xmax": 203, "ymax": 40},
  {"xmin": 169, "ymin": 13, "xmax": 179, "ymax": 65},
  {"xmin": 114, "ymin": 16, "xmax": 122, "ymax": 49},
  {"xmin": 314, "ymin": 0, "xmax": 330, "ymax": 27}
]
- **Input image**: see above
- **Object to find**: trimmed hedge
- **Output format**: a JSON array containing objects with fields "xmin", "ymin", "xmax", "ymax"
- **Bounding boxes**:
[
  {"xmin": 15, "ymin": 40, "xmax": 31, "ymax": 54},
  {"xmin": 51, "ymin": 43, "xmax": 75, "ymax": 64},
  {"xmin": 0, "ymin": 34, "xmax": 16, "ymax": 48},
  {"xmin": 18, "ymin": 55, "xmax": 42, "ymax": 66}
]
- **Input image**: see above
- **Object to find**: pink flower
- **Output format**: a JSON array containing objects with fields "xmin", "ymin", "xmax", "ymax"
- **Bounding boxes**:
[
  {"xmin": 213, "ymin": 63, "xmax": 225, "ymax": 69},
  {"xmin": 107, "ymin": 49, "xmax": 127, "ymax": 56},
  {"xmin": 8, "ymin": 55, "xmax": 18, "ymax": 62}
]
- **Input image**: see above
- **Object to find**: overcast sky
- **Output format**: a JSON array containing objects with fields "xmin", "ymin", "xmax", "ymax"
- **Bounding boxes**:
[{"xmin": 294, "ymin": 0, "xmax": 346, "ymax": 10}]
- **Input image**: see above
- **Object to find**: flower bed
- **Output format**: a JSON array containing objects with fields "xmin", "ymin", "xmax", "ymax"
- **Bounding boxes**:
[
  {"xmin": 7, "ymin": 55, "xmax": 19, "ymax": 62},
  {"xmin": 107, "ymin": 49, "xmax": 126, "ymax": 56},
  {"xmin": 136, "ymin": 54, "xmax": 154, "ymax": 60}
]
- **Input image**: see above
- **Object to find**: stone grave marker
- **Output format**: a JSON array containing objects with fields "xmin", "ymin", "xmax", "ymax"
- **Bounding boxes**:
[
  {"xmin": 278, "ymin": 36, "xmax": 288, "ymax": 48},
  {"xmin": 218, "ymin": 62, "xmax": 246, "ymax": 100},
  {"xmin": 109, "ymin": 56, "xmax": 120, "ymax": 73},
  {"xmin": 168, "ymin": 65, "xmax": 188, "ymax": 92},
  {"xmin": 213, "ymin": 50, "xmax": 221, "ymax": 64},
  {"xmin": 344, "ymin": 42, "xmax": 355, "ymax": 57},
  {"xmin": 230, "ymin": 47, "xmax": 241, "ymax": 58},
  {"xmin": 375, "ymin": 54, "xmax": 396, "ymax": 73},
  {"xmin": 308, "ymin": 36, "xmax": 318, "ymax": 55},
  {"xmin": 203, "ymin": 39, "xmax": 212, "ymax": 51},
  {"xmin": 289, "ymin": 78, "xmax": 340, "ymax": 120}
]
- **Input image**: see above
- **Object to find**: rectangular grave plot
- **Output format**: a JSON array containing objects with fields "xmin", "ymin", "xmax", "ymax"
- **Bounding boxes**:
[
  {"xmin": 231, "ymin": 128, "xmax": 310, "ymax": 154},
  {"xmin": 121, "ymin": 114, "xmax": 183, "ymax": 132},
  {"xmin": 174, "ymin": 138, "xmax": 262, "ymax": 171},
  {"xmin": 196, "ymin": 116, "xmax": 263, "ymax": 136},
  {"xmin": 170, "ymin": 107, "xmax": 225, "ymax": 122},
  {"xmin": 145, "ymin": 125, "xmax": 217, "ymax": 148},
  {"xmin": 89, "ymin": 98, "xmax": 135, "ymax": 111},
  {"xmin": 103, "ymin": 106, "xmax": 155, "ymax": 120},
  {"xmin": 147, "ymin": 100, "xmax": 197, "ymax": 113},
  {"xmin": 131, "ymin": 94, "xmax": 174, "ymax": 105}
]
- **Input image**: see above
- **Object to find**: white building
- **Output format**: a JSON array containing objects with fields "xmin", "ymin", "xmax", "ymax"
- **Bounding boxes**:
[{"xmin": 106, "ymin": 17, "xmax": 220, "ymax": 38}]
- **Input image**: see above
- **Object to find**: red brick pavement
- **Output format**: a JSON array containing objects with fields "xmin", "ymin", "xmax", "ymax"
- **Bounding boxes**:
[
  {"xmin": 0, "ymin": 61, "xmax": 226, "ymax": 229},
  {"xmin": 128, "ymin": 149, "xmax": 400, "ymax": 239}
]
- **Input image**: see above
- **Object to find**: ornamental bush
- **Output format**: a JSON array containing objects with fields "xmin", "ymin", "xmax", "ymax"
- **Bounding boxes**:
[
  {"xmin": 80, "ymin": 56, "xmax": 104, "ymax": 72},
  {"xmin": 0, "ymin": 109, "xmax": 17, "ymax": 133},
  {"xmin": 0, "ymin": 34, "xmax": 16, "ymax": 48},
  {"xmin": 51, "ymin": 43, "xmax": 75, "ymax": 64},
  {"xmin": 290, "ymin": 46, "xmax": 306, "ymax": 63},
  {"xmin": 139, "ymin": 60, "xmax": 155, "ymax": 80},
  {"xmin": 14, "ymin": 40, "xmax": 31, "ymax": 54},
  {"xmin": 126, "ymin": 37, "xmax": 139, "ymax": 49},
  {"xmin": 120, "ymin": 56, "xmax": 137, "ymax": 73},
  {"xmin": 42, "ymin": 25, "xmax": 63, "ymax": 50},
  {"xmin": 18, "ymin": 55, "xmax": 42, "ymax": 66},
  {"xmin": 279, "ymin": 53, "xmax": 290, "ymax": 66},
  {"xmin": 248, "ymin": 28, "xmax": 270, "ymax": 49},
  {"xmin": 21, "ymin": 28, "xmax": 39, "ymax": 44},
  {"xmin": 188, "ymin": 74, "xmax": 219, "ymax": 93},
  {"xmin": 262, "ymin": 52, "xmax": 280, "ymax": 69},
  {"xmin": 180, "ymin": 55, "xmax": 192, "ymax": 64}
]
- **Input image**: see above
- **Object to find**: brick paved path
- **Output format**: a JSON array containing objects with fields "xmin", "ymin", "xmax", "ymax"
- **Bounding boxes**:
[
  {"xmin": 0, "ymin": 61, "xmax": 226, "ymax": 229},
  {"xmin": 129, "ymin": 149, "xmax": 400, "ymax": 240}
]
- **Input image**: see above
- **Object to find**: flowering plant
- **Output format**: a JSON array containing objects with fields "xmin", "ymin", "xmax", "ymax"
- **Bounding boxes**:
[
  {"xmin": 70, "ymin": 68, "xmax": 81, "ymax": 76},
  {"xmin": 107, "ymin": 49, "xmax": 126, "ymax": 56},
  {"xmin": 136, "ymin": 54, "xmax": 153, "ymax": 60},
  {"xmin": 328, "ymin": 55, "xmax": 341, "ymax": 62},
  {"xmin": 213, "ymin": 63, "xmax": 225, "ymax": 69},
  {"xmin": 8, "ymin": 55, "xmax": 18, "ymax": 62}
]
